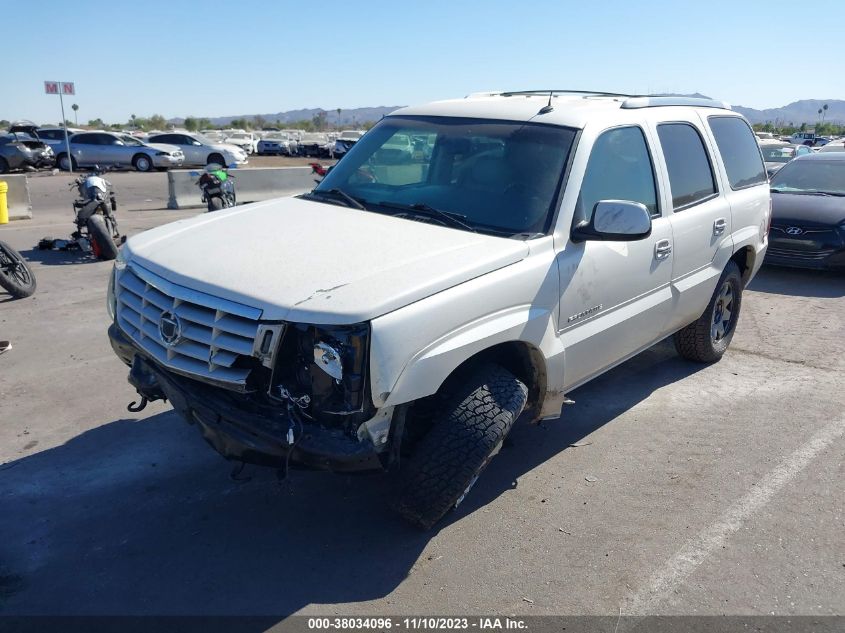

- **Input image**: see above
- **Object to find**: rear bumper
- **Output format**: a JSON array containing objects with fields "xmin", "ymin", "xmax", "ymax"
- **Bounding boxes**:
[{"xmin": 108, "ymin": 323, "xmax": 385, "ymax": 473}]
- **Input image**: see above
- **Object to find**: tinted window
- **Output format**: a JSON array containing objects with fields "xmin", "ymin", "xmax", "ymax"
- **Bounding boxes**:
[
  {"xmin": 578, "ymin": 126, "xmax": 658, "ymax": 220},
  {"xmin": 657, "ymin": 123, "xmax": 717, "ymax": 210},
  {"xmin": 72, "ymin": 134, "xmax": 96, "ymax": 145},
  {"xmin": 150, "ymin": 134, "xmax": 176, "ymax": 144},
  {"xmin": 770, "ymin": 159, "xmax": 845, "ymax": 195},
  {"xmin": 708, "ymin": 117, "xmax": 767, "ymax": 189}
]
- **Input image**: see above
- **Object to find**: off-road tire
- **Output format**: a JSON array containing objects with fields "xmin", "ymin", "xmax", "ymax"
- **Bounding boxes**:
[
  {"xmin": 395, "ymin": 364, "xmax": 528, "ymax": 530},
  {"xmin": 208, "ymin": 196, "xmax": 224, "ymax": 212},
  {"xmin": 674, "ymin": 260, "xmax": 743, "ymax": 363},
  {"xmin": 87, "ymin": 215, "xmax": 119, "ymax": 261},
  {"xmin": 0, "ymin": 240, "xmax": 36, "ymax": 299},
  {"xmin": 133, "ymin": 154, "xmax": 153, "ymax": 172}
]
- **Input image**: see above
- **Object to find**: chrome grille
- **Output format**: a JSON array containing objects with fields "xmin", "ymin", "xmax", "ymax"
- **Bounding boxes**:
[{"xmin": 115, "ymin": 262, "xmax": 264, "ymax": 389}]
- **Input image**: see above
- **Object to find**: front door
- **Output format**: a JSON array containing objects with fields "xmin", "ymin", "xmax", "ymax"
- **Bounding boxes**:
[{"xmin": 557, "ymin": 125, "xmax": 674, "ymax": 390}]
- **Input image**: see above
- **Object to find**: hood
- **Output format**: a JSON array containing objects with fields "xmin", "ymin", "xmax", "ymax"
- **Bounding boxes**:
[
  {"xmin": 213, "ymin": 143, "xmax": 245, "ymax": 153},
  {"xmin": 124, "ymin": 197, "xmax": 528, "ymax": 323},
  {"xmin": 771, "ymin": 191, "xmax": 845, "ymax": 226},
  {"xmin": 147, "ymin": 143, "xmax": 181, "ymax": 154}
]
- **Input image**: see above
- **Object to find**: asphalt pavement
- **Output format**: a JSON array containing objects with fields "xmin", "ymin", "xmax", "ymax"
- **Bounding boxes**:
[{"xmin": 0, "ymin": 172, "xmax": 842, "ymax": 623}]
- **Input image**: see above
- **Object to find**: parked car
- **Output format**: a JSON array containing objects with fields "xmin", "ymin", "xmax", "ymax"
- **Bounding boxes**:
[
  {"xmin": 256, "ymin": 132, "xmax": 296, "ymax": 156},
  {"xmin": 0, "ymin": 133, "xmax": 55, "ymax": 173},
  {"xmin": 36, "ymin": 126, "xmax": 84, "ymax": 149},
  {"xmin": 789, "ymin": 132, "xmax": 830, "ymax": 147},
  {"xmin": 766, "ymin": 153, "xmax": 845, "ymax": 270},
  {"xmin": 147, "ymin": 132, "xmax": 247, "ymax": 167},
  {"xmin": 55, "ymin": 131, "xmax": 184, "ymax": 172},
  {"xmin": 332, "ymin": 130, "xmax": 365, "ymax": 158},
  {"xmin": 223, "ymin": 132, "xmax": 258, "ymax": 154},
  {"xmin": 107, "ymin": 92, "xmax": 769, "ymax": 529},
  {"xmin": 297, "ymin": 132, "xmax": 330, "ymax": 157},
  {"xmin": 817, "ymin": 139, "xmax": 845, "ymax": 153},
  {"xmin": 759, "ymin": 142, "xmax": 814, "ymax": 177}
]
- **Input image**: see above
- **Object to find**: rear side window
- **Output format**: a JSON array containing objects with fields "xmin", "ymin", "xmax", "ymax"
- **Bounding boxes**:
[
  {"xmin": 708, "ymin": 117, "xmax": 767, "ymax": 189},
  {"xmin": 657, "ymin": 123, "xmax": 717, "ymax": 210},
  {"xmin": 578, "ymin": 126, "xmax": 658, "ymax": 219}
]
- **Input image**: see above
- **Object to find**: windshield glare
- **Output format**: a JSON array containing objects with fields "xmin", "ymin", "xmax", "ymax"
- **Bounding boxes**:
[
  {"xmin": 315, "ymin": 116, "xmax": 576, "ymax": 236},
  {"xmin": 770, "ymin": 160, "xmax": 845, "ymax": 194}
]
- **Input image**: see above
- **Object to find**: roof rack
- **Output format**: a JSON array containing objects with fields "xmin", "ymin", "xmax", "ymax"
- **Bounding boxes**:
[
  {"xmin": 498, "ymin": 90, "xmax": 634, "ymax": 98},
  {"xmin": 621, "ymin": 96, "xmax": 731, "ymax": 110}
]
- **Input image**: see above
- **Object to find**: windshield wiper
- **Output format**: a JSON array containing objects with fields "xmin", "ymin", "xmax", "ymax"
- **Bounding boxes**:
[
  {"xmin": 376, "ymin": 201, "xmax": 477, "ymax": 232},
  {"xmin": 301, "ymin": 188, "xmax": 366, "ymax": 210}
]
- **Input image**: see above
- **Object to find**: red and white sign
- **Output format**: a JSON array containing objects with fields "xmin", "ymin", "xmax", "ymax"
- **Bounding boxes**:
[
  {"xmin": 62, "ymin": 82, "xmax": 75, "ymax": 95},
  {"xmin": 44, "ymin": 81, "xmax": 59, "ymax": 94},
  {"xmin": 44, "ymin": 81, "xmax": 75, "ymax": 95}
]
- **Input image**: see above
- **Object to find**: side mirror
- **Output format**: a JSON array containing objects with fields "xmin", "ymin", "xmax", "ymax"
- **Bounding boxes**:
[{"xmin": 571, "ymin": 200, "xmax": 652, "ymax": 242}]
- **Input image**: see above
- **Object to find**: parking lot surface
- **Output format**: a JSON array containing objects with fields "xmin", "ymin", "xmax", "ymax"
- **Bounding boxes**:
[{"xmin": 0, "ymin": 177, "xmax": 843, "ymax": 620}]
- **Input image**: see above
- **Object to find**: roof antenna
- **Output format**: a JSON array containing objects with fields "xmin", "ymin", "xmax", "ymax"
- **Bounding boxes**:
[{"xmin": 538, "ymin": 91, "xmax": 554, "ymax": 115}]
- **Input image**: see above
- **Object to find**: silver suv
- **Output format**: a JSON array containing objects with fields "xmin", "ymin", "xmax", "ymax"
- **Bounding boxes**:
[{"xmin": 107, "ymin": 91, "xmax": 770, "ymax": 528}]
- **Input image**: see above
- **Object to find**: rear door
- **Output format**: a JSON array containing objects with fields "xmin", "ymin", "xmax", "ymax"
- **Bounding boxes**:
[
  {"xmin": 648, "ymin": 114, "xmax": 734, "ymax": 331},
  {"xmin": 70, "ymin": 133, "xmax": 101, "ymax": 165},
  {"xmin": 557, "ymin": 124, "xmax": 675, "ymax": 390}
]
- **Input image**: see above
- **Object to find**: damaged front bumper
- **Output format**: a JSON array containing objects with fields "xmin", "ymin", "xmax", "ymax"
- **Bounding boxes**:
[{"xmin": 109, "ymin": 323, "xmax": 388, "ymax": 473}]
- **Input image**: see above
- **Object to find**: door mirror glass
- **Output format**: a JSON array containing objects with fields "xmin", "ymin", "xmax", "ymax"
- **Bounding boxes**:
[{"xmin": 572, "ymin": 200, "xmax": 652, "ymax": 242}]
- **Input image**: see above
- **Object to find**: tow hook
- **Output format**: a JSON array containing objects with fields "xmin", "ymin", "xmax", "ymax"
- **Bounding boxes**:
[{"xmin": 127, "ymin": 396, "xmax": 149, "ymax": 412}]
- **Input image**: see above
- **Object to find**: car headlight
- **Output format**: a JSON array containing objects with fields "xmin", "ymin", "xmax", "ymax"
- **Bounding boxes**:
[
  {"xmin": 314, "ymin": 341, "xmax": 344, "ymax": 380},
  {"xmin": 155, "ymin": 151, "xmax": 170, "ymax": 156}
]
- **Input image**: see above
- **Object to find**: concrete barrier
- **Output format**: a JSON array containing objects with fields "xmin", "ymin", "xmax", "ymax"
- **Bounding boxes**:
[
  {"xmin": 0, "ymin": 175, "xmax": 33, "ymax": 221},
  {"xmin": 167, "ymin": 167, "xmax": 317, "ymax": 210}
]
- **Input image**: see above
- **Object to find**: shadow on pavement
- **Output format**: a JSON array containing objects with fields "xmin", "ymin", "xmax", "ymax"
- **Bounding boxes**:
[
  {"xmin": 749, "ymin": 265, "xmax": 845, "ymax": 298},
  {"xmin": 0, "ymin": 341, "xmax": 702, "ymax": 620},
  {"xmin": 17, "ymin": 247, "xmax": 99, "ymax": 267}
]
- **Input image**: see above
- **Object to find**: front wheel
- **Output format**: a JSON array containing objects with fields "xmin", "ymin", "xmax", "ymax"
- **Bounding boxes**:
[
  {"xmin": 395, "ymin": 364, "xmax": 528, "ymax": 530},
  {"xmin": 133, "ymin": 154, "xmax": 153, "ymax": 172},
  {"xmin": 87, "ymin": 214, "xmax": 119, "ymax": 260},
  {"xmin": 0, "ymin": 240, "xmax": 36, "ymax": 299},
  {"xmin": 674, "ymin": 260, "xmax": 743, "ymax": 363},
  {"xmin": 208, "ymin": 196, "xmax": 224, "ymax": 212}
]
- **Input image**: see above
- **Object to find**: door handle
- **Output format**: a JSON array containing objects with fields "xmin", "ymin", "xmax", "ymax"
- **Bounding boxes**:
[
  {"xmin": 713, "ymin": 218, "xmax": 727, "ymax": 235},
  {"xmin": 654, "ymin": 239, "xmax": 672, "ymax": 260}
]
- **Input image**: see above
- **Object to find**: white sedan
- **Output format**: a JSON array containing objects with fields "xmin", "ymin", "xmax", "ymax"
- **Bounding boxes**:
[
  {"xmin": 223, "ymin": 132, "xmax": 258, "ymax": 154},
  {"xmin": 147, "ymin": 132, "xmax": 248, "ymax": 167}
]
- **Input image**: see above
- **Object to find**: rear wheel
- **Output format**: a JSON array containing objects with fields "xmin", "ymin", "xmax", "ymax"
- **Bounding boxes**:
[
  {"xmin": 87, "ymin": 214, "xmax": 119, "ymax": 261},
  {"xmin": 395, "ymin": 364, "xmax": 528, "ymax": 529},
  {"xmin": 56, "ymin": 154, "xmax": 76, "ymax": 171},
  {"xmin": 0, "ymin": 240, "xmax": 36, "ymax": 299},
  {"xmin": 133, "ymin": 154, "xmax": 153, "ymax": 172},
  {"xmin": 207, "ymin": 153, "xmax": 225, "ymax": 167},
  {"xmin": 208, "ymin": 196, "xmax": 224, "ymax": 212},
  {"xmin": 674, "ymin": 261, "xmax": 743, "ymax": 363}
]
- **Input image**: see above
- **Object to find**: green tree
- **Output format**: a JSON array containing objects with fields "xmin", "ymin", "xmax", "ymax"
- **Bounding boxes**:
[
  {"xmin": 71, "ymin": 103, "xmax": 79, "ymax": 126},
  {"xmin": 87, "ymin": 118, "xmax": 105, "ymax": 128},
  {"xmin": 184, "ymin": 116, "xmax": 198, "ymax": 131},
  {"xmin": 311, "ymin": 110, "xmax": 327, "ymax": 131},
  {"xmin": 253, "ymin": 115, "xmax": 266, "ymax": 129},
  {"xmin": 148, "ymin": 114, "xmax": 167, "ymax": 130},
  {"xmin": 0, "ymin": 119, "xmax": 9, "ymax": 129},
  {"xmin": 196, "ymin": 118, "xmax": 212, "ymax": 130},
  {"xmin": 336, "ymin": 108, "xmax": 342, "ymax": 130}
]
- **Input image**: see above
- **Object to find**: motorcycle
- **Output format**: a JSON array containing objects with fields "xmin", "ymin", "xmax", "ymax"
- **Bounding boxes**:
[
  {"xmin": 64, "ymin": 166, "xmax": 124, "ymax": 260},
  {"xmin": 0, "ymin": 240, "xmax": 36, "ymax": 299},
  {"xmin": 195, "ymin": 163, "xmax": 236, "ymax": 212}
]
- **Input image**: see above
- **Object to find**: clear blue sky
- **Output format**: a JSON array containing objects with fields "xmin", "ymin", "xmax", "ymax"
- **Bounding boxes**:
[{"xmin": 5, "ymin": 0, "xmax": 844, "ymax": 124}]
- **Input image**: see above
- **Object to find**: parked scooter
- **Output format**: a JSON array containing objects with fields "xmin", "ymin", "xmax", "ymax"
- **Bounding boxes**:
[
  {"xmin": 0, "ymin": 240, "xmax": 36, "ymax": 298},
  {"xmin": 67, "ymin": 166, "xmax": 124, "ymax": 260},
  {"xmin": 194, "ymin": 163, "xmax": 236, "ymax": 212}
]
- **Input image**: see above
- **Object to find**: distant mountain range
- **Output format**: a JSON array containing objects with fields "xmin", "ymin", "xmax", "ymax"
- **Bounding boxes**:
[
  {"xmin": 169, "ymin": 106, "xmax": 402, "ymax": 127},
  {"xmin": 168, "ymin": 97, "xmax": 845, "ymax": 127}
]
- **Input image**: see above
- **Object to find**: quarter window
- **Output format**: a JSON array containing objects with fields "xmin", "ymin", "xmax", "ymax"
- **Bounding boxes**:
[
  {"xmin": 657, "ymin": 123, "xmax": 717, "ymax": 210},
  {"xmin": 578, "ymin": 126, "xmax": 658, "ymax": 220},
  {"xmin": 708, "ymin": 116, "xmax": 767, "ymax": 189}
]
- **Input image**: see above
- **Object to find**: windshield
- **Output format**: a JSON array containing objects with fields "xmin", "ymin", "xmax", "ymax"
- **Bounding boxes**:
[
  {"xmin": 770, "ymin": 160, "xmax": 845, "ymax": 194},
  {"xmin": 314, "ymin": 116, "xmax": 576, "ymax": 237},
  {"xmin": 120, "ymin": 135, "xmax": 145, "ymax": 146},
  {"xmin": 760, "ymin": 144, "xmax": 795, "ymax": 164},
  {"xmin": 230, "ymin": 133, "xmax": 250, "ymax": 140}
]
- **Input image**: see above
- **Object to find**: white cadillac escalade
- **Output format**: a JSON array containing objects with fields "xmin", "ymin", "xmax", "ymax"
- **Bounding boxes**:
[{"xmin": 107, "ymin": 91, "xmax": 770, "ymax": 528}]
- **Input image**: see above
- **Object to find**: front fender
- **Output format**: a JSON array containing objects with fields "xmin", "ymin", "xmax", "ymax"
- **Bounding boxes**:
[{"xmin": 369, "ymin": 241, "xmax": 565, "ymax": 417}]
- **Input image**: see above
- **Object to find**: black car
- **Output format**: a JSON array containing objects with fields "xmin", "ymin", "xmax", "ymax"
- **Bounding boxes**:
[{"xmin": 767, "ymin": 153, "xmax": 845, "ymax": 270}]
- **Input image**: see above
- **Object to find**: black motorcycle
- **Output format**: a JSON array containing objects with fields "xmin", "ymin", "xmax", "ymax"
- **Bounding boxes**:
[
  {"xmin": 0, "ymin": 240, "xmax": 36, "ymax": 299},
  {"xmin": 195, "ymin": 164, "xmax": 236, "ymax": 212},
  {"xmin": 66, "ymin": 166, "xmax": 124, "ymax": 260}
]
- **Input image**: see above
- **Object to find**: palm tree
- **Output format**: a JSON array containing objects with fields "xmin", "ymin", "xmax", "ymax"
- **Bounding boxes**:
[
  {"xmin": 71, "ymin": 103, "xmax": 79, "ymax": 126},
  {"xmin": 336, "ymin": 107, "xmax": 342, "ymax": 130},
  {"xmin": 822, "ymin": 103, "xmax": 828, "ymax": 123},
  {"xmin": 130, "ymin": 114, "xmax": 137, "ymax": 129}
]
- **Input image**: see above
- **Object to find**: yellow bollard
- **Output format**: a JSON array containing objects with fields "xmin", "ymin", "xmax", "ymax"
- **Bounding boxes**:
[
  {"xmin": 0, "ymin": 181, "xmax": 8, "ymax": 224},
  {"xmin": 0, "ymin": 180, "xmax": 9, "ymax": 224}
]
